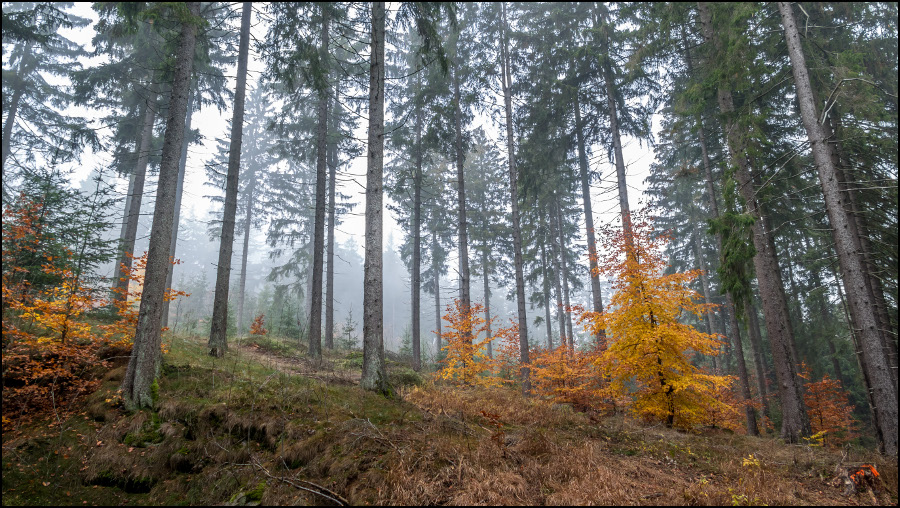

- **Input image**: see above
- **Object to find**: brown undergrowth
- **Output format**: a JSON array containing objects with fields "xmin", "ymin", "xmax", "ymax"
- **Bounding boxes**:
[{"xmin": 2, "ymin": 333, "xmax": 896, "ymax": 506}]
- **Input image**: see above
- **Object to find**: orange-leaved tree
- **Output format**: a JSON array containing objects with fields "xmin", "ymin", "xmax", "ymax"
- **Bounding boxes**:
[
  {"xmin": 800, "ymin": 364, "xmax": 858, "ymax": 447},
  {"xmin": 437, "ymin": 299, "xmax": 517, "ymax": 386},
  {"xmin": 581, "ymin": 213, "xmax": 732, "ymax": 428},
  {"xmin": 249, "ymin": 313, "xmax": 267, "ymax": 335},
  {"xmin": 529, "ymin": 343, "xmax": 604, "ymax": 411}
]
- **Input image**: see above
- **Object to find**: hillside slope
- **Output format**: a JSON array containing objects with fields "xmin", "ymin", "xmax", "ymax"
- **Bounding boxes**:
[{"xmin": 2, "ymin": 334, "xmax": 896, "ymax": 506}]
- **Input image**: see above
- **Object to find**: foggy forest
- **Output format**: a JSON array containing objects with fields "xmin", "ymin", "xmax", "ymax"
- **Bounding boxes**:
[{"xmin": 2, "ymin": 2, "xmax": 897, "ymax": 505}]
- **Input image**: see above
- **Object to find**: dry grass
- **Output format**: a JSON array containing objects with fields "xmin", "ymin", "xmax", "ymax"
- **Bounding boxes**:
[{"xmin": 2, "ymin": 334, "xmax": 896, "ymax": 506}]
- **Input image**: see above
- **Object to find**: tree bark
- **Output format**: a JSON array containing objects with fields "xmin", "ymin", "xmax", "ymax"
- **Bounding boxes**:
[
  {"xmin": 573, "ymin": 94, "xmax": 605, "ymax": 344},
  {"xmin": 698, "ymin": 1, "xmax": 809, "ymax": 443},
  {"xmin": 540, "ymin": 229, "xmax": 554, "ymax": 349},
  {"xmin": 432, "ymin": 229, "xmax": 442, "ymax": 362},
  {"xmin": 237, "ymin": 170, "xmax": 256, "ymax": 336},
  {"xmin": 113, "ymin": 87, "xmax": 159, "ymax": 305},
  {"xmin": 555, "ymin": 198, "xmax": 574, "ymax": 350},
  {"xmin": 411, "ymin": 77, "xmax": 423, "ymax": 370},
  {"xmin": 209, "ymin": 2, "xmax": 251, "ymax": 358},
  {"xmin": 453, "ymin": 64, "xmax": 471, "ymax": 341},
  {"xmin": 745, "ymin": 294, "xmax": 772, "ymax": 422},
  {"xmin": 325, "ymin": 87, "xmax": 340, "ymax": 350},
  {"xmin": 547, "ymin": 211, "xmax": 566, "ymax": 348},
  {"xmin": 308, "ymin": 7, "xmax": 331, "ymax": 361},
  {"xmin": 779, "ymin": 0, "xmax": 897, "ymax": 455},
  {"xmin": 500, "ymin": 1, "xmax": 530, "ymax": 393},
  {"xmin": 162, "ymin": 85, "xmax": 195, "ymax": 328},
  {"xmin": 122, "ymin": 2, "xmax": 201, "ymax": 407},
  {"xmin": 361, "ymin": 1, "xmax": 389, "ymax": 394},
  {"xmin": 482, "ymin": 247, "xmax": 493, "ymax": 359}
]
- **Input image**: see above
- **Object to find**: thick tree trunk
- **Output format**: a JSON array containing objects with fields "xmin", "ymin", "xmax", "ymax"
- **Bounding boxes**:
[
  {"xmin": 162, "ymin": 86, "xmax": 195, "ymax": 328},
  {"xmin": 209, "ymin": 2, "xmax": 251, "ymax": 358},
  {"xmin": 122, "ymin": 2, "xmax": 201, "ymax": 407},
  {"xmin": 779, "ymin": 1, "xmax": 897, "ymax": 455},
  {"xmin": 325, "ymin": 89, "xmax": 340, "ymax": 350},
  {"xmin": 307, "ymin": 8, "xmax": 331, "ymax": 361},
  {"xmin": 500, "ymin": 1, "xmax": 530, "ymax": 393},
  {"xmin": 361, "ymin": 1, "xmax": 389, "ymax": 394},
  {"xmin": 698, "ymin": 1, "xmax": 809, "ymax": 443},
  {"xmin": 573, "ymin": 95, "xmax": 605, "ymax": 344},
  {"xmin": 453, "ymin": 66, "xmax": 471, "ymax": 338},
  {"xmin": 411, "ymin": 83, "xmax": 423, "ymax": 370},
  {"xmin": 113, "ymin": 88, "xmax": 159, "ymax": 305}
]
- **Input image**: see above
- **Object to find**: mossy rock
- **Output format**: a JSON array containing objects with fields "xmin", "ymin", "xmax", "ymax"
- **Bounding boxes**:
[
  {"xmin": 226, "ymin": 481, "xmax": 266, "ymax": 506},
  {"xmin": 388, "ymin": 367, "xmax": 423, "ymax": 387}
]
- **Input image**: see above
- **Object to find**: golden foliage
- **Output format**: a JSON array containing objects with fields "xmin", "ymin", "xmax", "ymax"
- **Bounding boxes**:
[{"xmin": 580, "ymin": 213, "xmax": 733, "ymax": 428}]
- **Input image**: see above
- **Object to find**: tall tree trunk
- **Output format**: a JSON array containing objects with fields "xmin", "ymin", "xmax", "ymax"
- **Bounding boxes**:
[
  {"xmin": 209, "ymin": 2, "xmax": 251, "ymax": 358},
  {"xmin": 113, "ymin": 87, "xmax": 159, "ymax": 305},
  {"xmin": 122, "ymin": 2, "xmax": 201, "ymax": 407},
  {"xmin": 548, "ymin": 210, "xmax": 566, "ymax": 348},
  {"xmin": 555, "ymin": 198, "xmax": 574, "ymax": 349},
  {"xmin": 779, "ymin": 1, "xmax": 897, "ymax": 455},
  {"xmin": 540, "ymin": 231, "xmax": 554, "ymax": 349},
  {"xmin": 162, "ymin": 85, "xmax": 195, "ymax": 328},
  {"xmin": 573, "ymin": 94, "xmax": 604, "ymax": 343},
  {"xmin": 698, "ymin": 1, "xmax": 809, "ymax": 443},
  {"xmin": 308, "ymin": 7, "xmax": 331, "ymax": 361},
  {"xmin": 745, "ymin": 294, "xmax": 772, "ymax": 422},
  {"xmin": 237, "ymin": 171, "xmax": 256, "ymax": 336},
  {"xmin": 361, "ymin": 1, "xmax": 389, "ymax": 394},
  {"xmin": 411, "ymin": 79, "xmax": 423, "ymax": 370},
  {"xmin": 500, "ymin": 1, "xmax": 530, "ymax": 393},
  {"xmin": 453, "ymin": 65, "xmax": 471, "ymax": 339},
  {"xmin": 432, "ymin": 230, "xmax": 442, "ymax": 362},
  {"xmin": 325, "ymin": 88, "xmax": 340, "ymax": 350},
  {"xmin": 597, "ymin": 6, "xmax": 632, "ymax": 247},
  {"xmin": 482, "ymin": 247, "xmax": 493, "ymax": 359}
]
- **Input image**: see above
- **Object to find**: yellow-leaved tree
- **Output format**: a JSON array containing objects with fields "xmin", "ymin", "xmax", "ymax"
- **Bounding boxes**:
[{"xmin": 582, "ymin": 214, "xmax": 734, "ymax": 428}]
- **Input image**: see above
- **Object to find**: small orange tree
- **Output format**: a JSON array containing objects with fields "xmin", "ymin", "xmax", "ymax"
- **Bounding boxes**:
[
  {"xmin": 582, "ymin": 213, "xmax": 732, "ymax": 428},
  {"xmin": 800, "ymin": 364, "xmax": 858, "ymax": 447},
  {"xmin": 437, "ymin": 300, "xmax": 518, "ymax": 386},
  {"xmin": 530, "ymin": 343, "xmax": 605, "ymax": 411},
  {"xmin": 249, "ymin": 313, "xmax": 268, "ymax": 335}
]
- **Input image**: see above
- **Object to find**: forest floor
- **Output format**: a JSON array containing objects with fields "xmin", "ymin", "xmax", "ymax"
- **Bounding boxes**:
[{"xmin": 2, "ymin": 333, "xmax": 897, "ymax": 506}]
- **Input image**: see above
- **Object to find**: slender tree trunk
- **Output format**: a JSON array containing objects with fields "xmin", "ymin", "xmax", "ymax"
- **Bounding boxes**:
[
  {"xmin": 325, "ymin": 89, "xmax": 340, "ymax": 350},
  {"xmin": 779, "ymin": 1, "xmax": 897, "ymax": 455},
  {"xmin": 726, "ymin": 291, "xmax": 759, "ymax": 435},
  {"xmin": 411, "ymin": 79, "xmax": 423, "ymax": 370},
  {"xmin": 432, "ymin": 230, "xmax": 442, "ymax": 362},
  {"xmin": 114, "ymin": 88, "xmax": 158, "ymax": 305},
  {"xmin": 597, "ymin": 7, "xmax": 632, "ymax": 247},
  {"xmin": 555, "ymin": 198, "xmax": 574, "ymax": 349},
  {"xmin": 573, "ymin": 94, "xmax": 604, "ymax": 343},
  {"xmin": 237, "ymin": 171, "xmax": 256, "ymax": 336},
  {"xmin": 698, "ymin": 1, "xmax": 809, "ymax": 443},
  {"xmin": 482, "ymin": 247, "xmax": 493, "ymax": 359},
  {"xmin": 500, "ymin": 1, "xmax": 530, "ymax": 393},
  {"xmin": 691, "ymin": 224, "xmax": 720, "ymax": 373},
  {"xmin": 308, "ymin": 8, "xmax": 331, "ymax": 361},
  {"xmin": 162, "ymin": 85, "xmax": 195, "ymax": 328},
  {"xmin": 209, "ymin": 2, "xmax": 251, "ymax": 358},
  {"xmin": 548, "ymin": 211, "xmax": 566, "ymax": 348},
  {"xmin": 453, "ymin": 65, "xmax": 471, "ymax": 339},
  {"xmin": 122, "ymin": 2, "xmax": 201, "ymax": 407},
  {"xmin": 540, "ymin": 232, "xmax": 554, "ymax": 349},
  {"xmin": 745, "ymin": 294, "xmax": 772, "ymax": 422},
  {"xmin": 361, "ymin": 1, "xmax": 389, "ymax": 394}
]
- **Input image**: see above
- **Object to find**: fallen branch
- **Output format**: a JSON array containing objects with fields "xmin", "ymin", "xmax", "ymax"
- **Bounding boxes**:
[{"xmin": 252, "ymin": 458, "xmax": 349, "ymax": 506}]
